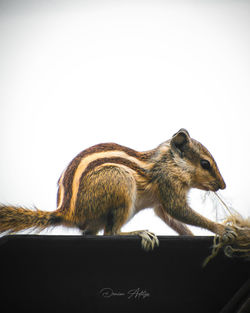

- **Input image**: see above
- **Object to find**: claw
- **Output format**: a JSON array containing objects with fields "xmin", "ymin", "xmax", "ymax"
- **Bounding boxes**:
[
  {"xmin": 222, "ymin": 226, "xmax": 237, "ymax": 243},
  {"xmin": 138, "ymin": 230, "xmax": 159, "ymax": 251}
]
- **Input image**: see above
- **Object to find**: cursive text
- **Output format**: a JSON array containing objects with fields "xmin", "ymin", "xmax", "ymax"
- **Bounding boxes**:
[{"xmin": 99, "ymin": 287, "xmax": 150, "ymax": 300}]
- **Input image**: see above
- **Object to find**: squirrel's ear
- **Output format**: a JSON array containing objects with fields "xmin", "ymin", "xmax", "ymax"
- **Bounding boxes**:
[{"xmin": 171, "ymin": 129, "xmax": 190, "ymax": 156}]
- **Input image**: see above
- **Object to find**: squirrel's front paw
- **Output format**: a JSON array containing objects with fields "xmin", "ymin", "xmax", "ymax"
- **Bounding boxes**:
[
  {"xmin": 138, "ymin": 230, "xmax": 159, "ymax": 251},
  {"xmin": 222, "ymin": 226, "xmax": 237, "ymax": 243}
]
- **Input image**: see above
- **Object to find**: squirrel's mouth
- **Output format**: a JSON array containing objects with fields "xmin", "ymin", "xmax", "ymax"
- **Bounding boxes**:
[{"xmin": 196, "ymin": 182, "xmax": 221, "ymax": 192}]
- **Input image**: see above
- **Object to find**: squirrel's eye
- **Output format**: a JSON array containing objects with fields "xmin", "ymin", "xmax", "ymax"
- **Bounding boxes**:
[{"xmin": 200, "ymin": 159, "xmax": 211, "ymax": 170}]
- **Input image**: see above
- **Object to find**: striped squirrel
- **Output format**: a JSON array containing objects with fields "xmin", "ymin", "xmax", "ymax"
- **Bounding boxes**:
[{"xmin": 0, "ymin": 129, "xmax": 233, "ymax": 250}]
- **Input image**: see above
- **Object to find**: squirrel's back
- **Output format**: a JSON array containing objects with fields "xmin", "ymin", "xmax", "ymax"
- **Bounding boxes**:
[{"xmin": 56, "ymin": 143, "xmax": 156, "ymax": 220}]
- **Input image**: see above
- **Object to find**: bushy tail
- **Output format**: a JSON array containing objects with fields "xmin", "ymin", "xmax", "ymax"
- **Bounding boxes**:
[{"xmin": 0, "ymin": 205, "xmax": 62, "ymax": 234}]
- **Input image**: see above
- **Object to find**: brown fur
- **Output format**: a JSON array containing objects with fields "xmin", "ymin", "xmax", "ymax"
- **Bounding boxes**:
[
  {"xmin": 0, "ymin": 129, "xmax": 234, "ymax": 250},
  {"xmin": 0, "ymin": 205, "xmax": 61, "ymax": 233}
]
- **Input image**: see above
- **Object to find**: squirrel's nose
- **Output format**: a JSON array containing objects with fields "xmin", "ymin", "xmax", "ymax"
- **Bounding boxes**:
[{"xmin": 220, "ymin": 180, "xmax": 226, "ymax": 190}]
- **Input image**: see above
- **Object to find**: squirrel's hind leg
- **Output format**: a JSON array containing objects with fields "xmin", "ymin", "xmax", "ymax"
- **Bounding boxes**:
[{"xmin": 75, "ymin": 165, "xmax": 136, "ymax": 236}]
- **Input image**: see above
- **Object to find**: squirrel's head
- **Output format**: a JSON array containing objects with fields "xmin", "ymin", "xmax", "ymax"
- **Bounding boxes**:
[{"xmin": 170, "ymin": 129, "xmax": 226, "ymax": 192}]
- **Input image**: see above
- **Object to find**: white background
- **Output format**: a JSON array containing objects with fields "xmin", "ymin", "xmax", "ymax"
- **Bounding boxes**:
[{"xmin": 0, "ymin": 0, "xmax": 249, "ymax": 235}]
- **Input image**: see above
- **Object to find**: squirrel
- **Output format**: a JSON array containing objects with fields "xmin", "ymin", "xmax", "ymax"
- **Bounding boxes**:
[{"xmin": 0, "ymin": 129, "xmax": 234, "ymax": 250}]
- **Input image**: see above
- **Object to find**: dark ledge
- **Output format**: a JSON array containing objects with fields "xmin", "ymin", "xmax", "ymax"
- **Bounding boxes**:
[{"xmin": 1, "ymin": 235, "xmax": 249, "ymax": 313}]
